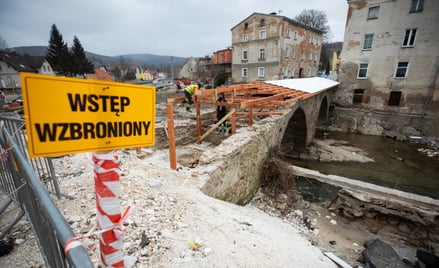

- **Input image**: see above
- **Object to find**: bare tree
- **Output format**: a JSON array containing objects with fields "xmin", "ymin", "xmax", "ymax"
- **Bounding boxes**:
[
  {"xmin": 0, "ymin": 36, "xmax": 9, "ymax": 50},
  {"xmin": 295, "ymin": 9, "xmax": 333, "ymax": 42}
]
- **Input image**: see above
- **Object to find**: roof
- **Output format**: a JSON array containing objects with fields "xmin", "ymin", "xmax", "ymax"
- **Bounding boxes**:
[
  {"xmin": 265, "ymin": 77, "xmax": 340, "ymax": 94},
  {"xmin": 87, "ymin": 69, "xmax": 114, "ymax": 81},
  {"xmin": 0, "ymin": 51, "xmax": 35, "ymax": 73},
  {"xmin": 231, "ymin": 12, "xmax": 323, "ymax": 34},
  {"xmin": 189, "ymin": 77, "xmax": 338, "ymax": 112}
]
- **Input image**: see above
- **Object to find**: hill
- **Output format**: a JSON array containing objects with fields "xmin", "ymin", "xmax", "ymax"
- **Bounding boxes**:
[{"xmin": 9, "ymin": 46, "xmax": 188, "ymax": 68}]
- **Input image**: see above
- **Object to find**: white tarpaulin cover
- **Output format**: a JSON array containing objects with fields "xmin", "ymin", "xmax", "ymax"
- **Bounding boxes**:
[{"xmin": 265, "ymin": 77, "xmax": 340, "ymax": 94}]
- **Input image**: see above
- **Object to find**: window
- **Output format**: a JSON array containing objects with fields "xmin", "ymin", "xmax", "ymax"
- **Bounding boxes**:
[
  {"xmin": 309, "ymin": 53, "xmax": 313, "ymax": 61},
  {"xmin": 259, "ymin": 30, "xmax": 266, "ymax": 39},
  {"xmin": 367, "ymin": 6, "xmax": 380, "ymax": 19},
  {"xmin": 258, "ymin": 67, "xmax": 265, "ymax": 78},
  {"xmin": 310, "ymin": 37, "xmax": 314, "ymax": 44},
  {"xmin": 242, "ymin": 51, "xmax": 248, "ymax": 60},
  {"xmin": 363, "ymin": 34, "xmax": 374, "ymax": 50},
  {"xmin": 388, "ymin": 91, "xmax": 402, "ymax": 106},
  {"xmin": 402, "ymin": 29, "xmax": 417, "ymax": 47},
  {"xmin": 292, "ymin": 49, "xmax": 296, "ymax": 59},
  {"xmin": 301, "ymin": 51, "xmax": 305, "ymax": 60},
  {"xmin": 242, "ymin": 34, "xmax": 248, "ymax": 42},
  {"xmin": 290, "ymin": 68, "xmax": 295, "ymax": 78},
  {"xmin": 244, "ymin": 23, "xmax": 248, "ymax": 30},
  {"xmin": 259, "ymin": 48, "xmax": 265, "ymax": 59},
  {"xmin": 293, "ymin": 31, "xmax": 297, "ymax": 40},
  {"xmin": 287, "ymin": 30, "xmax": 291, "ymax": 38},
  {"xmin": 242, "ymin": 68, "xmax": 248, "ymax": 77},
  {"xmin": 357, "ymin": 63, "xmax": 369, "ymax": 78},
  {"xmin": 283, "ymin": 67, "xmax": 289, "ymax": 78},
  {"xmin": 353, "ymin": 89, "xmax": 364, "ymax": 104},
  {"xmin": 395, "ymin": 62, "xmax": 409, "ymax": 78},
  {"xmin": 260, "ymin": 19, "xmax": 265, "ymax": 26},
  {"xmin": 285, "ymin": 47, "xmax": 289, "ymax": 57},
  {"xmin": 410, "ymin": 0, "xmax": 424, "ymax": 13}
]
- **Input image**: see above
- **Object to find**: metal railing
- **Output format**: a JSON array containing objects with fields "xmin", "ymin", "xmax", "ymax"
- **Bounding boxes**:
[
  {"xmin": 0, "ymin": 116, "xmax": 64, "ymax": 199},
  {"xmin": 0, "ymin": 116, "xmax": 93, "ymax": 267}
]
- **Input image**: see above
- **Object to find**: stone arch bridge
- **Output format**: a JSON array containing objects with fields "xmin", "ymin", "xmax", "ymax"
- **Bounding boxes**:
[{"xmin": 168, "ymin": 77, "xmax": 339, "ymax": 204}]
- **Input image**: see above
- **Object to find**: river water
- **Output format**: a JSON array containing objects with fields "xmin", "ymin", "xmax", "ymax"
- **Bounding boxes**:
[{"xmin": 289, "ymin": 131, "xmax": 439, "ymax": 200}]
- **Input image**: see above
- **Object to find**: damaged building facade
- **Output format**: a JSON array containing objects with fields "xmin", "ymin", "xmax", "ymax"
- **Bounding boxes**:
[
  {"xmin": 334, "ymin": 0, "xmax": 439, "ymax": 137},
  {"xmin": 231, "ymin": 12, "xmax": 323, "ymax": 82}
]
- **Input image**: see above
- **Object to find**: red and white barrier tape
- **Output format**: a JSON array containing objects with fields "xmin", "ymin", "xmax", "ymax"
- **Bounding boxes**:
[{"xmin": 64, "ymin": 151, "xmax": 130, "ymax": 267}]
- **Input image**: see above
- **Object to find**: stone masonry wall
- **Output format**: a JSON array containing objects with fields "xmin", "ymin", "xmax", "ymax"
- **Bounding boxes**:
[
  {"xmin": 199, "ymin": 109, "xmax": 296, "ymax": 205},
  {"xmin": 332, "ymin": 107, "xmax": 439, "ymax": 138}
]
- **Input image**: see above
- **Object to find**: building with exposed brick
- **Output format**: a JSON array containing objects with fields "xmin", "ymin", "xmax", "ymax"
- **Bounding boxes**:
[
  {"xmin": 212, "ymin": 48, "xmax": 232, "ymax": 82},
  {"xmin": 231, "ymin": 12, "xmax": 323, "ymax": 83},
  {"xmin": 334, "ymin": 0, "xmax": 439, "ymax": 136}
]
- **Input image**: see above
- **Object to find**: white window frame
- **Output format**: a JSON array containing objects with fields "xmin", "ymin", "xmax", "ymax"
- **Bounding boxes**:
[
  {"xmin": 242, "ymin": 68, "xmax": 248, "ymax": 77},
  {"xmin": 258, "ymin": 67, "xmax": 265, "ymax": 78},
  {"xmin": 242, "ymin": 34, "xmax": 248, "ymax": 42},
  {"xmin": 285, "ymin": 47, "xmax": 289, "ymax": 58},
  {"xmin": 259, "ymin": 30, "xmax": 266, "ymax": 39},
  {"xmin": 283, "ymin": 67, "xmax": 289, "ymax": 78},
  {"xmin": 363, "ymin": 34, "xmax": 374, "ymax": 50},
  {"xmin": 410, "ymin": 0, "xmax": 424, "ymax": 13},
  {"xmin": 242, "ymin": 50, "xmax": 248, "ymax": 60},
  {"xmin": 395, "ymin": 61, "xmax": 409, "ymax": 78},
  {"xmin": 309, "ymin": 53, "xmax": 313, "ymax": 61},
  {"xmin": 357, "ymin": 63, "xmax": 369, "ymax": 79},
  {"xmin": 259, "ymin": 48, "xmax": 265, "ymax": 59},
  {"xmin": 367, "ymin": 6, "xmax": 380, "ymax": 19},
  {"xmin": 402, "ymin": 29, "xmax": 417, "ymax": 47},
  {"xmin": 290, "ymin": 68, "xmax": 295, "ymax": 78},
  {"xmin": 292, "ymin": 49, "xmax": 296, "ymax": 59}
]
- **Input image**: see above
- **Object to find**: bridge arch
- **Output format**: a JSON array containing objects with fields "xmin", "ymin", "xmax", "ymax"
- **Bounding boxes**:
[
  {"xmin": 317, "ymin": 96, "xmax": 329, "ymax": 128},
  {"xmin": 281, "ymin": 107, "xmax": 307, "ymax": 155}
]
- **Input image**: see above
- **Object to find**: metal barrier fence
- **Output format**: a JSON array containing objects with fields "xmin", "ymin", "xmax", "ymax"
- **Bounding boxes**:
[
  {"xmin": 0, "ymin": 116, "xmax": 64, "ymax": 199},
  {"xmin": 0, "ymin": 117, "xmax": 93, "ymax": 267}
]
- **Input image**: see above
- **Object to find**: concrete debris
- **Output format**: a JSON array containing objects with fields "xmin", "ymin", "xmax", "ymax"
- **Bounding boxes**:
[{"xmin": 359, "ymin": 239, "xmax": 411, "ymax": 268}]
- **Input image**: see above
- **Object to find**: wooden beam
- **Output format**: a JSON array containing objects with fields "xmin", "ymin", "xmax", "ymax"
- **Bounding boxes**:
[
  {"xmin": 197, "ymin": 108, "xmax": 235, "ymax": 143},
  {"xmin": 166, "ymin": 103, "xmax": 177, "ymax": 170},
  {"xmin": 195, "ymin": 100, "xmax": 202, "ymax": 144},
  {"xmin": 167, "ymin": 96, "xmax": 186, "ymax": 103}
]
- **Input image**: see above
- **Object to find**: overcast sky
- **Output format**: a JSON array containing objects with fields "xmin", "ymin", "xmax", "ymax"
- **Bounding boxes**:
[{"xmin": 0, "ymin": 0, "xmax": 348, "ymax": 58}]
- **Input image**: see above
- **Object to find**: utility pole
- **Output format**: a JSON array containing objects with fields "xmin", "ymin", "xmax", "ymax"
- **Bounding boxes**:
[{"xmin": 171, "ymin": 56, "xmax": 175, "ymax": 90}]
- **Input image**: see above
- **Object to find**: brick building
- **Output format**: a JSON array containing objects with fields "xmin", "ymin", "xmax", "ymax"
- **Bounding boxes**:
[{"xmin": 231, "ymin": 12, "xmax": 323, "ymax": 83}]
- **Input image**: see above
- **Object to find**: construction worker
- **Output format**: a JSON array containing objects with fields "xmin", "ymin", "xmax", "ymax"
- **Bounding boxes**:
[
  {"xmin": 216, "ymin": 92, "xmax": 230, "ymax": 133},
  {"xmin": 183, "ymin": 84, "xmax": 199, "ymax": 111}
]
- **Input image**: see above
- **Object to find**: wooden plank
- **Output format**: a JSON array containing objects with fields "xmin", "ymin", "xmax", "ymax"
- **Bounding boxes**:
[
  {"xmin": 167, "ymin": 96, "xmax": 186, "ymax": 103},
  {"xmin": 166, "ymin": 103, "xmax": 177, "ymax": 170},
  {"xmin": 196, "ymin": 101, "xmax": 202, "ymax": 144},
  {"xmin": 324, "ymin": 252, "xmax": 353, "ymax": 268},
  {"xmin": 197, "ymin": 108, "xmax": 235, "ymax": 143}
]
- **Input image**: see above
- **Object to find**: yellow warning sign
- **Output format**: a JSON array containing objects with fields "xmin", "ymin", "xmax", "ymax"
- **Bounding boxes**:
[{"xmin": 20, "ymin": 73, "xmax": 156, "ymax": 157}]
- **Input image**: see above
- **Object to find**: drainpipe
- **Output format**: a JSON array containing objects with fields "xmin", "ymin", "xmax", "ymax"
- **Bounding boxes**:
[{"xmin": 423, "ymin": 60, "xmax": 439, "ymax": 115}]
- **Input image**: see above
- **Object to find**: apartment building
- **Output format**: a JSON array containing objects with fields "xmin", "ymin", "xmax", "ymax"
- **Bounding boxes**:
[
  {"xmin": 336, "ymin": 0, "xmax": 439, "ymax": 120},
  {"xmin": 231, "ymin": 12, "xmax": 323, "ymax": 82}
]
